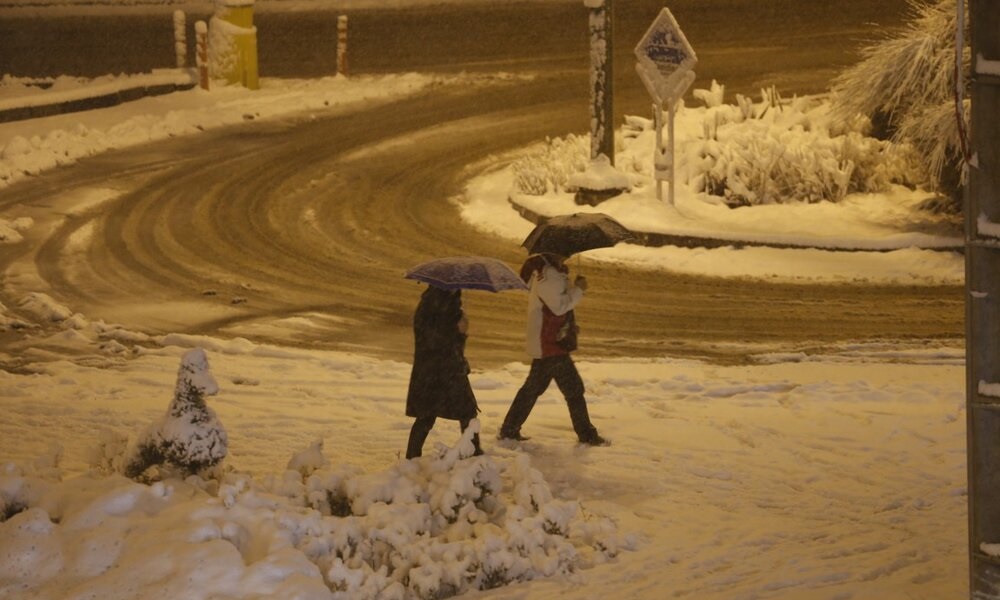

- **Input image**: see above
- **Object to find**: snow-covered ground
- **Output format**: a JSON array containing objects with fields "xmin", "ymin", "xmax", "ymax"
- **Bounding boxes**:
[
  {"xmin": 1, "ymin": 335, "xmax": 968, "ymax": 600},
  {"xmin": 0, "ymin": 72, "xmax": 969, "ymax": 598}
]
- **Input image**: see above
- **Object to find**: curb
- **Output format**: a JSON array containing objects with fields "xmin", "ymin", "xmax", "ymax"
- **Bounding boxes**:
[
  {"xmin": 507, "ymin": 197, "xmax": 965, "ymax": 254},
  {"xmin": 0, "ymin": 79, "xmax": 197, "ymax": 124}
]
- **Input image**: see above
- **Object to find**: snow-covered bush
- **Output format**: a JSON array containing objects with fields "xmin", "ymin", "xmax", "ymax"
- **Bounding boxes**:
[
  {"xmin": 255, "ymin": 436, "xmax": 630, "ymax": 598},
  {"xmin": 512, "ymin": 134, "xmax": 590, "ymax": 195},
  {"xmin": 124, "ymin": 348, "xmax": 228, "ymax": 479},
  {"xmin": 512, "ymin": 84, "xmax": 919, "ymax": 207},
  {"xmin": 288, "ymin": 438, "xmax": 329, "ymax": 477},
  {"xmin": 0, "ymin": 474, "xmax": 31, "ymax": 523},
  {"xmin": 830, "ymin": 0, "xmax": 968, "ymax": 199},
  {"xmin": 896, "ymin": 97, "xmax": 968, "ymax": 212},
  {"xmin": 5, "ymin": 423, "xmax": 633, "ymax": 599},
  {"xmin": 0, "ymin": 454, "xmax": 59, "ymax": 523},
  {"xmin": 688, "ymin": 93, "xmax": 918, "ymax": 206}
]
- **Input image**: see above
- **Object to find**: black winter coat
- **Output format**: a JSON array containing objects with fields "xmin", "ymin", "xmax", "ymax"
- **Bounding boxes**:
[{"xmin": 405, "ymin": 287, "xmax": 479, "ymax": 421}]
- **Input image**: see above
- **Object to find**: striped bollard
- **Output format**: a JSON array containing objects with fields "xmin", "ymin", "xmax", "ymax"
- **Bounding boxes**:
[
  {"xmin": 337, "ymin": 15, "xmax": 348, "ymax": 76},
  {"xmin": 195, "ymin": 20, "xmax": 209, "ymax": 90}
]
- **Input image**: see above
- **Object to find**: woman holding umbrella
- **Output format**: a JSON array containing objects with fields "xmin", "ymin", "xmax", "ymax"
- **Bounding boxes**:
[
  {"xmin": 402, "ymin": 256, "xmax": 528, "ymax": 459},
  {"xmin": 404, "ymin": 285, "xmax": 482, "ymax": 459}
]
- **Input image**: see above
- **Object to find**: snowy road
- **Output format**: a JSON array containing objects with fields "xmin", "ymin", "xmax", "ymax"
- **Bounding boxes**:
[{"xmin": 0, "ymin": 72, "xmax": 963, "ymax": 369}]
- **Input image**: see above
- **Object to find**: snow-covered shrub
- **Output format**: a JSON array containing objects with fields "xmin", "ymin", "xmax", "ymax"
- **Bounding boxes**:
[
  {"xmin": 4, "ymin": 425, "xmax": 632, "ymax": 600},
  {"xmin": 830, "ymin": 0, "xmax": 968, "ymax": 196},
  {"xmin": 692, "ymin": 79, "xmax": 725, "ymax": 108},
  {"xmin": 0, "ymin": 458, "xmax": 59, "ymax": 524},
  {"xmin": 0, "ymin": 473, "xmax": 30, "ymax": 523},
  {"xmin": 512, "ymin": 84, "xmax": 920, "ymax": 207},
  {"xmin": 87, "ymin": 429, "xmax": 131, "ymax": 475},
  {"xmin": 693, "ymin": 92, "xmax": 921, "ymax": 206},
  {"xmin": 426, "ymin": 449, "xmax": 499, "ymax": 525},
  {"xmin": 251, "ymin": 435, "xmax": 632, "ymax": 598},
  {"xmin": 0, "ymin": 497, "xmax": 26, "ymax": 522},
  {"xmin": 897, "ymin": 97, "xmax": 968, "ymax": 207},
  {"xmin": 512, "ymin": 134, "xmax": 589, "ymax": 195},
  {"xmin": 288, "ymin": 439, "xmax": 329, "ymax": 477},
  {"xmin": 124, "ymin": 348, "xmax": 228, "ymax": 480},
  {"xmin": 305, "ymin": 463, "xmax": 363, "ymax": 517}
]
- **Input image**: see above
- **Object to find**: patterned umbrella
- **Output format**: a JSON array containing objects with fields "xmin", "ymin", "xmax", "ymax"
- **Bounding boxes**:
[
  {"xmin": 521, "ymin": 212, "xmax": 634, "ymax": 256},
  {"xmin": 404, "ymin": 256, "xmax": 528, "ymax": 292}
]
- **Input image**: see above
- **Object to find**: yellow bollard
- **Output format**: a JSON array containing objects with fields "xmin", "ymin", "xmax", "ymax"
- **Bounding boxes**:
[{"xmin": 208, "ymin": 0, "xmax": 259, "ymax": 90}]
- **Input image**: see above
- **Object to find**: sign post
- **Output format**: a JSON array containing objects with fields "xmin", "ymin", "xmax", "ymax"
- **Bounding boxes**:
[{"xmin": 634, "ymin": 8, "xmax": 697, "ymax": 205}]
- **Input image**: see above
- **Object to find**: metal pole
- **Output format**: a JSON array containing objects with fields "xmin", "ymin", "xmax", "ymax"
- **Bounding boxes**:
[
  {"xmin": 337, "ymin": 15, "xmax": 349, "ymax": 77},
  {"xmin": 967, "ymin": 0, "xmax": 1000, "ymax": 597},
  {"xmin": 668, "ymin": 98, "xmax": 676, "ymax": 206},
  {"xmin": 654, "ymin": 101, "xmax": 663, "ymax": 202},
  {"xmin": 587, "ymin": 0, "xmax": 614, "ymax": 165}
]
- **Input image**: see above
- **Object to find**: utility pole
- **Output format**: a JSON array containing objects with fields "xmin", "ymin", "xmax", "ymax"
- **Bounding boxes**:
[
  {"xmin": 966, "ymin": 0, "xmax": 1000, "ymax": 597},
  {"xmin": 586, "ymin": 0, "xmax": 614, "ymax": 165}
]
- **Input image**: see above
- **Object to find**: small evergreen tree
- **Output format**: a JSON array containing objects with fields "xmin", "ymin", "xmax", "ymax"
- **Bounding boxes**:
[{"xmin": 125, "ymin": 348, "xmax": 228, "ymax": 479}]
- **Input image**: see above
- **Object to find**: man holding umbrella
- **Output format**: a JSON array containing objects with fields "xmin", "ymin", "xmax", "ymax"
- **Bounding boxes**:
[{"xmin": 498, "ymin": 213, "xmax": 631, "ymax": 446}]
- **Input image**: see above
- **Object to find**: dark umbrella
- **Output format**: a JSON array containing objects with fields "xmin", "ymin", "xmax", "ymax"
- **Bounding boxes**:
[
  {"xmin": 521, "ymin": 212, "xmax": 634, "ymax": 256},
  {"xmin": 404, "ymin": 256, "xmax": 529, "ymax": 292}
]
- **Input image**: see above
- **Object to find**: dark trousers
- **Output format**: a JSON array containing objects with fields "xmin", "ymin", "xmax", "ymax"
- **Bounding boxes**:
[
  {"xmin": 501, "ymin": 355, "xmax": 598, "ymax": 442},
  {"xmin": 406, "ymin": 417, "xmax": 482, "ymax": 459}
]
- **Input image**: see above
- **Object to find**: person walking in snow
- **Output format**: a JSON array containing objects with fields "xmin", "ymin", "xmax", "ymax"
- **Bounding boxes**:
[
  {"xmin": 405, "ymin": 285, "xmax": 483, "ymax": 459},
  {"xmin": 498, "ymin": 253, "xmax": 607, "ymax": 446}
]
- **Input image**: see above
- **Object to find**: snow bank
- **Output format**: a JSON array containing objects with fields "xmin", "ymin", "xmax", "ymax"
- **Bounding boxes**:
[
  {"xmin": 0, "ymin": 72, "xmax": 479, "ymax": 192},
  {"xmin": 0, "ymin": 431, "xmax": 632, "ymax": 600}
]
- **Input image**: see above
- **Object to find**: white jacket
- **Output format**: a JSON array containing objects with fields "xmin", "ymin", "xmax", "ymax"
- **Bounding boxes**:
[{"xmin": 525, "ymin": 263, "xmax": 584, "ymax": 359}]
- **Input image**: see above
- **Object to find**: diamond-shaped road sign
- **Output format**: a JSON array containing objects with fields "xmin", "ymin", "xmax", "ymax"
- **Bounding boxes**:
[{"xmin": 634, "ymin": 8, "xmax": 697, "ymax": 104}]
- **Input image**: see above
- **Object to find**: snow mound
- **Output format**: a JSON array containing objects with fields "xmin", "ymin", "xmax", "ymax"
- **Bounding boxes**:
[{"xmin": 0, "ymin": 436, "xmax": 634, "ymax": 600}]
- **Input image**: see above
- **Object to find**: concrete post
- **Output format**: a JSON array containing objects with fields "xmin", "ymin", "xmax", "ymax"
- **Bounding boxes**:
[
  {"xmin": 196, "ymin": 20, "xmax": 209, "ymax": 90},
  {"xmin": 967, "ymin": 0, "xmax": 1000, "ymax": 597},
  {"xmin": 173, "ymin": 10, "xmax": 187, "ymax": 69},
  {"xmin": 337, "ymin": 15, "xmax": 349, "ymax": 76},
  {"xmin": 586, "ymin": 0, "xmax": 614, "ymax": 165}
]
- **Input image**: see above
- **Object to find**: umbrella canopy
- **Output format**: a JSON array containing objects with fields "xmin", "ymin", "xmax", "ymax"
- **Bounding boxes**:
[
  {"xmin": 404, "ymin": 256, "xmax": 528, "ymax": 292},
  {"xmin": 521, "ymin": 212, "xmax": 634, "ymax": 256}
]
